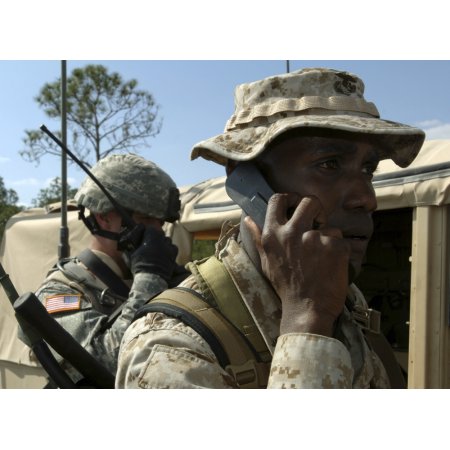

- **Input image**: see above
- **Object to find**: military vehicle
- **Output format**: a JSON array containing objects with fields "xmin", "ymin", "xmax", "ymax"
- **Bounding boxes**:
[{"xmin": 1, "ymin": 139, "xmax": 449, "ymax": 388}]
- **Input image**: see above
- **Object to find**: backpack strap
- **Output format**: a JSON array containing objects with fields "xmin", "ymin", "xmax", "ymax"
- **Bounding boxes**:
[
  {"xmin": 135, "ymin": 287, "xmax": 270, "ymax": 388},
  {"xmin": 363, "ymin": 330, "xmax": 407, "ymax": 388},
  {"xmin": 77, "ymin": 249, "xmax": 130, "ymax": 299},
  {"xmin": 48, "ymin": 252, "xmax": 127, "ymax": 316},
  {"xmin": 346, "ymin": 290, "xmax": 407, "ymax": 388},
  {"xmin": 191, "ymin": 256, "xmax": 272, "ymax": 363}
]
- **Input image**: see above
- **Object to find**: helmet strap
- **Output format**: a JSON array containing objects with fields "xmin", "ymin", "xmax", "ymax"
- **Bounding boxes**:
[{"xmin": 78, "ymin": 206, "xmax": 121, "ymax": 242}]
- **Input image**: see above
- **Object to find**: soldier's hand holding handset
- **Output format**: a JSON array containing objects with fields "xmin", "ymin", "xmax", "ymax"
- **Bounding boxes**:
[
  {"xmin": 128, "ymin": 226, "xmax": 179, "ymax": 282},
  {"xmin": 245, "ymin": 193, "xmax": 351, "ymax": 337}
]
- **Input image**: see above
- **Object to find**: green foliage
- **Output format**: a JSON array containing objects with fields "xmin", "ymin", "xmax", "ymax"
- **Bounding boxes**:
[
  {"xmin": 31, "ymin": 177, "xmax": 78, "ymax": 208},
  {"xmin": 0, "ymin": 177, "xmax": 22, "ymax": 242},
  {"xmin": 191, "ymin": 239, "xmax": 217, "ymax": 261},
  {"xmin": 20, "ymin": 64, "xmax": 162, "ymax": 168}
]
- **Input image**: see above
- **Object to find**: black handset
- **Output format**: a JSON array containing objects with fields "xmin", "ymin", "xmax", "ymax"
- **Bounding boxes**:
[
  {"xmin": 225, "ymin": 162, "xmax": 274, "ymax": 230},
  {"xmin": 225, "ymin": 162, "xmax": 302, "ymax": 228}
]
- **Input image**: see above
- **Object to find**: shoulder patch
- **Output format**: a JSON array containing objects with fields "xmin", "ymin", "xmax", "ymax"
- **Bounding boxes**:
[{"xmin": 45, "ymin": 294, "xmax": 81, "ymax": 314}]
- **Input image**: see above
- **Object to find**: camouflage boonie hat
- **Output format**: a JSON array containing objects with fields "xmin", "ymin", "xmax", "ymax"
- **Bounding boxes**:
[
  {"xmin": 75, "ymin": 154, "xmax": 180, "ymax": 222},
  {"xmin": 191, "ymin": 67, "xmax": 425, "ymax": 168}
]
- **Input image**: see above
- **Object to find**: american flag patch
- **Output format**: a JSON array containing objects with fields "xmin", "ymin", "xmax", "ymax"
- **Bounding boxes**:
[{"xmin": 45, "ymin": 294, "xmax": 81, "ymax": 314}]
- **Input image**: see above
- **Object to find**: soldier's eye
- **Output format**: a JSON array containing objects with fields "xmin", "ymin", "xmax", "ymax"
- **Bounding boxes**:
[{"xmin": 319, "ymin": 159, "xmax": 339, "ymax": 170}]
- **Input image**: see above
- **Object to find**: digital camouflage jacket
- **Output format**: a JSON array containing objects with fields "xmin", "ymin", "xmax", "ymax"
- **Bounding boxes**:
[
  {"xmin": 116, "ymin": 224, "xmax": 390, "ymax": 388},
  {"xmin": 29, "ymin": 249, "xmax": 167, "ymax": 384}
]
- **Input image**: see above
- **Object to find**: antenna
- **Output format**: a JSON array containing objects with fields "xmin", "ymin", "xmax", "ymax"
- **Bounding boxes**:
[{"xmin": 59, "ymin": 60, "xmax": 70, "ymax": 260}]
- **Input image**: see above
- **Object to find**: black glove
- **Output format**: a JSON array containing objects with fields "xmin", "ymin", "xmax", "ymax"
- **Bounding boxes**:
[
  {"xmin": 128, "ymin": 226, "xmax": 178, "ymax": 282},
  {"xmin": 168, "ymin": 264, "xmax": 190, "ymax": 287}
]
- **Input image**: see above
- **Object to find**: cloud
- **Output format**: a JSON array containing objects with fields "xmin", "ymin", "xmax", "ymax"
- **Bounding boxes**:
[
  {"xmin": 8, "ymin": 178, "xmax": 41, "ymax": 187},
  {"xmin": 5, "ymin": 176, "xmax": 79, "ymax": 193},
  {"xmin": 17, "ymin": 202, "xmax": 32, "ymax": 208},
  {"xmin": 0, "ymin": 156, "xmax": 11, "ymax": 164},
  {"xmin": 418, "ymin": 120, "xmax": 450, "ymax": 140}
]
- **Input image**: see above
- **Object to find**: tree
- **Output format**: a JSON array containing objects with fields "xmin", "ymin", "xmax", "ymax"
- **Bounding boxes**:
[
  {"xmin": 20, "ymin": 64, "xmax": 162, "ymax": 168},
  {"xmin": 0, "ymin": 176, "xmax": 22, "ymax": 242},
  {"xmin": 31, "ymin": 177, "xmax": 78, "ymax": 208}
]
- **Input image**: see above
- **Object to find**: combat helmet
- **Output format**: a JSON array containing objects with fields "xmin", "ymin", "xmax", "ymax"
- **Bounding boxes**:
[
  {"xmin": 191, "ymin": 67, "xmax": 425, "ymax": 168},
  {"xmin": 75, "ymin": 154, "xmax": 180, "ymax": 238}
]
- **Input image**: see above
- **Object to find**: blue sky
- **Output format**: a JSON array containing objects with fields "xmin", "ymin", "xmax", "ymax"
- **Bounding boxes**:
[
  {"xmin": 1, "ymin": 2, "xmax": 449, "ymax": 208},
  {"xmin": 1, "ymin": 60, "xmax": 450, "ymax": 206}
]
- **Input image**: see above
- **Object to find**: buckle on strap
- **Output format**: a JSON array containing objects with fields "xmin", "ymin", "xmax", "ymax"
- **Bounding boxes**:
[
  {"xmin": 226, "ymin": 360, "xmax": 270, "ymax": 389},
  {"xmin": 351, "ymin": 305, "xmax": 381, "ymax": 334}
]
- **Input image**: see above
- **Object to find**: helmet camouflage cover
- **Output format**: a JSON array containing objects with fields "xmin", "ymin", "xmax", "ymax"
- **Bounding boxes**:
[{"xmin": 75, "ymin": 153, "xmax": 180, "ymax": 222}]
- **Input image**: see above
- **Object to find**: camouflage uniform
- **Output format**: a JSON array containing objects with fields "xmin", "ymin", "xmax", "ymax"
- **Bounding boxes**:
[
  {"xmin": 24, "ymin": 153, "xmax": 181, "ymax": 385},
  {"xmin": 117, "ymin": 68, "xmax": 425, "ymax": 389},
  {"xmin": 117, "ymin": 223, "xmax": 391, "ymax": 388},
  {"xmin": 36, "ymin": 250, "xmax": 166, "ymax": 383}
]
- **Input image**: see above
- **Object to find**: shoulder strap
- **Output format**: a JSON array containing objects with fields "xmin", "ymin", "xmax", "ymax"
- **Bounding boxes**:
[
  {"xmin": 193, "ymin": 256, "xmax": 272, "ymax": 363},
  {"xmin": 363, "ymin": 330, "xmax": 407, "ymax": 388},
  {"xmin": 346, "ymin": 289, "xmax": 406, "ymax": 389},
  {"xmin": 77, "ymin": 249, "xmax": 130, "ymax": 299},
  {"xmin": 46, "ymin": 259, "xmax": 123, "ymax": 317},
  {"xmin": 136, "ymin": 287, "xmax": 270, "ymax": 388}
]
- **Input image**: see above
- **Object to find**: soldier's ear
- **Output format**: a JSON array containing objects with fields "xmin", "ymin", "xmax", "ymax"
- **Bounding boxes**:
[{"xmin": 94, "ymin": 212, "xmax": 110, "ymax": 227}]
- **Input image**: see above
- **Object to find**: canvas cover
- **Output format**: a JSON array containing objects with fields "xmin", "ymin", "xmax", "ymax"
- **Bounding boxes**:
[
  {"xmin": 0, "ymin": 208, "xmax": 91, "ymax": 386},
  {"xmin": 1, "ymin": 139, "xmax": 449, "ymax": 387}
]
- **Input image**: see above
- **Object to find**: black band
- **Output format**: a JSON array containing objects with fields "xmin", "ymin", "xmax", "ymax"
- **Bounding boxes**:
[
  {"xmin": 78, "ymin": 206, "xmax": 121, "ymax": 241},
  {"xmin": 77, "ymin": 248, "xmax": 130, "ymax": 299},
  {"xmin": 134, "ymin": 299, "xmax": 230, "ymax": 369}
]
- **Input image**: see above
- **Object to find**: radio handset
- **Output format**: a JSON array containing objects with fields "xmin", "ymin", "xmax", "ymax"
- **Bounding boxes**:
[
  {"xmin": 225, "ymin": 162, "xmax": 300, "ymax": 228},
  {"xmin": 225, "ymin": 162, "xmax": 274, "ymax": 230}
]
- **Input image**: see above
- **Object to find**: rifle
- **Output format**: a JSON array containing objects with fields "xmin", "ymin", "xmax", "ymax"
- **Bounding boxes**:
[{"xmin": 0, "ymin": 262, "xmax": 114, "ymax": 388}]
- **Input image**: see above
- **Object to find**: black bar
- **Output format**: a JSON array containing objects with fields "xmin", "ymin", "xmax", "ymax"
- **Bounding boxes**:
[{"xmin": 14, "ymin": 292, "xmax": 115, "ymax": 388}]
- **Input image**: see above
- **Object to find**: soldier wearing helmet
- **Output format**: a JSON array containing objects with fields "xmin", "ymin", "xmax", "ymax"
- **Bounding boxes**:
[
  {"xmin": 117, "ymin": 68, "xmax": 425, "ymax": 389},
  {"xmin": 26, "ymin": 153, "xmax": 187, "ymax": 386}
]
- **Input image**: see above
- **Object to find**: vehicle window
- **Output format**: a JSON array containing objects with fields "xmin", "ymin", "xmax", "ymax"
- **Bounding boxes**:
[
  {"xmin": 191, "ymin": 229, "xmax": 220, "ymax": 261},
  {"xmin": 355, "ymin": 207, "xmax": 413, "ymax": 376}
]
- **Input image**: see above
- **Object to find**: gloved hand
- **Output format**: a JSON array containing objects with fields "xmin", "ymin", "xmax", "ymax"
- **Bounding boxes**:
[
  {"xmin": 168, "ymin": 263, "xmax": 190, "ymax": 287},
  {"xmin": 127, "ymin": 226, "xmax": 179, "ymax": 282}
]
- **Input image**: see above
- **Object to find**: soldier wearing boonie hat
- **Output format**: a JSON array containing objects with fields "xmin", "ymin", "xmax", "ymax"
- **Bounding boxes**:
[
  {"xmin": 24, "ymin": 153, "xmax": 187, "ymax": 386},
  {"xmin": 117, "ymin": 68, "xmax": 425, "ymax": 389},
  {"xmin": 191, "ymin": 67, "xmax": 424, "ymax": 167}
]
